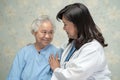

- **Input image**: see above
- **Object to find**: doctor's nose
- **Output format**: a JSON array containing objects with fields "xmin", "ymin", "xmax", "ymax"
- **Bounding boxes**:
[{"xmin": 63, "ymin": 26, "xmax": 66, "ymax": 31}]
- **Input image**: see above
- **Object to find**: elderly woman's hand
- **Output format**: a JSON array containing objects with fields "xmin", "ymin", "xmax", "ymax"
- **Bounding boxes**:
[{"xmin": 49, "ymin": 54, "xmax": 60, "ymax": 71}]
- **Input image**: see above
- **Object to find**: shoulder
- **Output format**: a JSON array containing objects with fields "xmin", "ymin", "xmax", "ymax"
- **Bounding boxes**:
[
  {"xmin": 20, "ymin": 44, "xmax": 33, "ymax": 51},
  {"xmin": 48, "ymin": 44, "xmax": 58, "ymax": 50},
  {"xmin": 79, "ymin": 39, "xmax": 104, "ymax": 53},
  {"xmin": 17, "ymin": 44, "xmax": 34, "ymax": 55},
  {"xmin": 46, "ymin": 44, "xmax": 58, "ymax": 52},
  {"xmin": 75, "ymin": 40, "xmax": 105, "ymax": 65}
]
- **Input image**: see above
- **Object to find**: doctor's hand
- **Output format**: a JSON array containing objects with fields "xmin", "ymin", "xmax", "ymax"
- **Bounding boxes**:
[{"xmin": 49, "ymin": 54, "xmax": 60, "ymax": 71}]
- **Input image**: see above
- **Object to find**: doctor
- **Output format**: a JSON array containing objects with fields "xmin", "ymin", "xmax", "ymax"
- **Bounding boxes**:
[{"xmin": 49, "ymin": 3, "xmax": 111, "ymax": 80}]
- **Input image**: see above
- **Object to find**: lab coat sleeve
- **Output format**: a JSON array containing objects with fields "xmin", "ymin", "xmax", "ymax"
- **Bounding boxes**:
[
  {"xmin": 7, "ymin": 48, "xmax": 25, "ymax": 80},
  {"xmin": 52, "ymin": 43, "xmax": 104, "ymax": 80}
]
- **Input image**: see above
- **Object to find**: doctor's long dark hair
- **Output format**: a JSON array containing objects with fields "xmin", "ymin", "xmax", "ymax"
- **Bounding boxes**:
[{"xmin": 57, "ymin": 3, "xmax": 108, "ymax": 50}]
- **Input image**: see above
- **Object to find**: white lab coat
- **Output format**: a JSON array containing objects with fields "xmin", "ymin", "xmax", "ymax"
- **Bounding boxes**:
[{"xmin": 51, "ymin": 39, "xmax": 111, "ymax": 80}]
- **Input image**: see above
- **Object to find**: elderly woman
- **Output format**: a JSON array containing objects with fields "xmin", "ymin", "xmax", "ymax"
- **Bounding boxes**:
[{"xmin": 7, "ymin": 15, "xmax": 59, "ymax": 80}]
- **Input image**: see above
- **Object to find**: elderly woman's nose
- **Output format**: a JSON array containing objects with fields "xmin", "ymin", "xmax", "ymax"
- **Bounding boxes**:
[{"xmin": 45, "ymin": 33, "xmax": 51, "ymax": 38}]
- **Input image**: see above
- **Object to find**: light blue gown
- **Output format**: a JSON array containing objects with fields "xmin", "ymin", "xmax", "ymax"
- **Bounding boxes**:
[{"xmin": 7, "ymin": 44, "xmax": 61, "ymax": 80}]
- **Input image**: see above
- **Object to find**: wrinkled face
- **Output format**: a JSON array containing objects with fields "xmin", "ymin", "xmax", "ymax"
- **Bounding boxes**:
[
  {"xmin": 62, "ymin": 16, "xmax": 78, "ymax": 39},
  {"xmin": 34, "ymin": 21, "xmax": 54, "ymax": 47}
]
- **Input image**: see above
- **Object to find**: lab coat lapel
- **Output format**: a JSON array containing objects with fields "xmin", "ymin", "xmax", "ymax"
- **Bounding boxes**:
[{"xmin": 60, "ymin": 42, "xmax": 73, "ymax": 65}]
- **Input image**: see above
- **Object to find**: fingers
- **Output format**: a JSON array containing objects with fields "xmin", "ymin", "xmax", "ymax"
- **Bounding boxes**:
[
  {"xmin": 49, "ymin": 54, "xmax": 55, "ymax": 63},
  {"xmin": 49, "ymin": 54, "xmax": 60, "ymax": 71},
  {"xmin": 49, "ymin": 54, "xmax": 53, "ymax": 62},
  {"xmin": 49, "ymin": 54, "xmax": 59, "ymax": 63},
  {"xmin": 55, "ymin": 54, "xmax": 59, "ymax": 60}
]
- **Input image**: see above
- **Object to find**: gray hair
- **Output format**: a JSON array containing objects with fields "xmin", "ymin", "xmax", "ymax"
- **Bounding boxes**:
[{"xmin": 31, "ymin": 15, "xmax": 55, "ymax": 34}]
